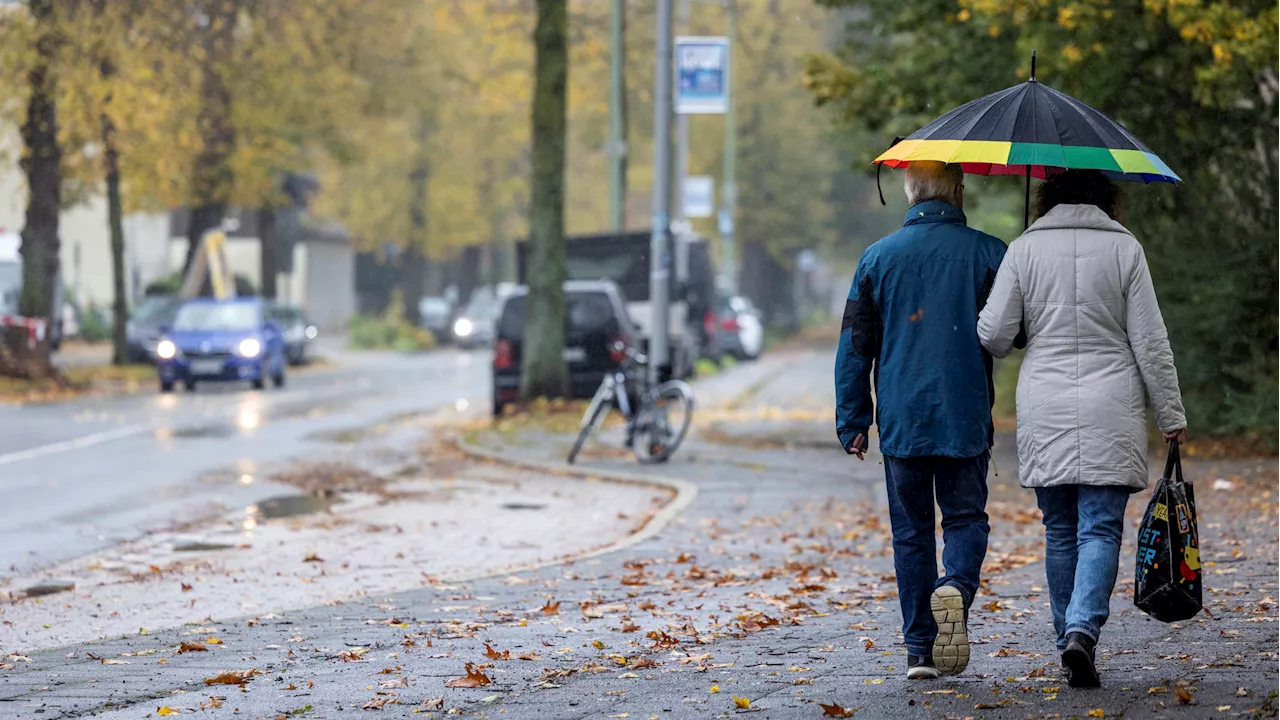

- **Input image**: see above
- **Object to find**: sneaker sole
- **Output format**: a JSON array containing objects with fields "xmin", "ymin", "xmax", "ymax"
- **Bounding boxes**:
[
  {"xmin": 907, "ymin": 665, "xmax": 941, "ymax": 680},
  {"xmin": 930, "ymin": 585, "xmax": 969, "ymax": 676},
  {"xmin": 1062, "ymin": 645, "xmax": 1101, "ymax": 688}
]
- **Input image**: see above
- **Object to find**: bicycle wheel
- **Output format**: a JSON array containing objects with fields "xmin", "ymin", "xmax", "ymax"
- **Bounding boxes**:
[
  {"xmin": 631, "ymin": 380, "xmax": 694, "ymax": 464},
  {"xmin": 567, "ymin": 379, "xmax": 614, "ymax": 464}
]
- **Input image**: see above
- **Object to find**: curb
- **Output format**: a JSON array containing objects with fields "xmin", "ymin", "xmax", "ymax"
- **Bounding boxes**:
[{"xmin": 447, "ymin": 435, "xmax": 699, "ymax": 578}]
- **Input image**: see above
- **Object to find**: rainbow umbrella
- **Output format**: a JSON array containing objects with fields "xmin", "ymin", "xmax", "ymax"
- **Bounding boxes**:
[{"xmin": 874, "ymin": 53, "xmax": 1178, "ymax": 226}]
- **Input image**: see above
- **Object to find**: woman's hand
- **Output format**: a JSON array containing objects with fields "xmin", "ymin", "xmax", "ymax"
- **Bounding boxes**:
[{"xmin": 1162, "ymin": 427, "xmax": 1188, "ymax": 444}]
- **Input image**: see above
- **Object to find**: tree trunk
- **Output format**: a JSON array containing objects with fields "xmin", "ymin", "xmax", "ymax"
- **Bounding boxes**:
[
  {"xmin": 258, "ymin": 206, "xmax": 277, "ymax": 299},
  {"xmin": 400, "ymin": 246, "xmax": 425, "ymax": 326},
  {"xmin": 521, "ymin": 0, "xmax": 569, "ymax": 401},
  {"xmin": 404, "ymin": 108, "xmax": 432, "ymax": 327},
  {"xmin": 185, "ymin": 0, "xmax": 238, "ymax": 274},
  {"xmin": 8, "ymin": 0, "xmax": 62, "ymax": 376},
  {"xmin": 458, "ymin": 245, "xmax": 481, "ymax": 306},
  {"xmin": 103, "ymin": 115, "xmax": 128, "ymax": 364}
]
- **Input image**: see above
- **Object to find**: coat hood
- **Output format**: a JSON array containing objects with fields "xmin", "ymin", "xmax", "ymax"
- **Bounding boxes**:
[{"xmin": 1025, "ymin": 203, "xmax": 1131, "ymax": 236}]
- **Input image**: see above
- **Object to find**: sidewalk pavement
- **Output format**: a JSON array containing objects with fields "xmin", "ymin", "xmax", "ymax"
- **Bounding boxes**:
[{"xmin": 2, "ymin": 347, "xmax": 1275, "ymax": 719}]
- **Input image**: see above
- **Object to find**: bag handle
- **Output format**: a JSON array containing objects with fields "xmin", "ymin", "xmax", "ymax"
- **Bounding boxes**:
[{"xmin": 1163, "ymin": 440, "xmax": 1185, "ymax": 484}]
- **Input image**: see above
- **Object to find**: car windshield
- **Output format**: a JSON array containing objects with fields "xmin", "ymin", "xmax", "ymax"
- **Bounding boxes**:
[
  {"xmin": 420, "ymin": 299, "xmax": 449, "ymax": 316},
  {"xmin": 172, "ymin": 302, "xmax": 260, "ymax": 332},
  {"xmin": 133, "ymin": 298, "xmax": 178, "ymax": 324}
]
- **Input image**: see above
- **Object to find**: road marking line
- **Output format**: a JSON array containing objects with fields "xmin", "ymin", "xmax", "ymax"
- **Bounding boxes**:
[{"xmin": 0, "ymin": 423, "xmax": 153, "ymax": 467}]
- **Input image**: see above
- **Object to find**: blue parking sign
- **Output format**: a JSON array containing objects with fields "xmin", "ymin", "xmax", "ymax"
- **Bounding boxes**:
[{"xmin": 675, "ymin": 36, "xmax": 729, "ymax": 114}]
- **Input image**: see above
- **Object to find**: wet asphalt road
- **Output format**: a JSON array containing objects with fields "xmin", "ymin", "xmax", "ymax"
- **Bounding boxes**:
[{"xmin": 0, "ymin": 346, "xmax": 493, "ymax": 578}]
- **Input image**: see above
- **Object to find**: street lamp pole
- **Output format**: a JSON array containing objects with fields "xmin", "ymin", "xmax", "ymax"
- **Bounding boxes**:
[
  {"xmin": 608, "ymin": 0, "xmax": 626, "ymax": 233},
  {"xmin": 719, "ymin": 0, "xmax": 737, "ymax": 292},
  {"xmin": 648, "ymin": 0, "xmax": 674, "ymax": 388},
  {"xmin": 674, "ymin": 0, "xmax": 691, "ymax": 228}
]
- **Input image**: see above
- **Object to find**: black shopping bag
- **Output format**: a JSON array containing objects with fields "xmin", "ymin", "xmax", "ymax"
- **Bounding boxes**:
[{"xmin": 1134, "ymin": 441, "xmax": 1203, "ymax": 622}]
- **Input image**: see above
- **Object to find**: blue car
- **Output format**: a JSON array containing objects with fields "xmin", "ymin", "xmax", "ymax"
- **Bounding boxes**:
[{"xmin": 154, "ymin": 298, "xmax": 287, "ymax": 392}]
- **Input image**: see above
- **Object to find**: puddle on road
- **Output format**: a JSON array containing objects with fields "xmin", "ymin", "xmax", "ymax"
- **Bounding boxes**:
[
  {"xmin": 22, "ymin": 581, "xmax": 75, "ymax": 598},
  {"xmin": 172, "ymin": 425, "xmax": 235, "ymax": 439},
  {"xmin": 250, "ymin": 494, "xmax": 340, "ymax": 520},
  {"xmin": 500, "ymin": 502, "xmax": 547, "ymax": 511},
  {"xmin": 173, "ymin": 541, "xmax": 236, "ymax": 552}
]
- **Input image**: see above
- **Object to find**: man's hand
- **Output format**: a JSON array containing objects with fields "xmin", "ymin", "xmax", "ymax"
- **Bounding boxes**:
[
  {"xmin": 1163, "ymin": 427, "xmax": 1188, "ymax": 444},
  {"xmin": 847, "ymin": 433, "xmax": 867, "ymax": 460}
]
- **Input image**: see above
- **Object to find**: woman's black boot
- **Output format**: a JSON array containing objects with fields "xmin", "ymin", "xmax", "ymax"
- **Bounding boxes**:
[{"xmin": 1062, "ymin": 632, "xmax": 1100, "ymax": 688}]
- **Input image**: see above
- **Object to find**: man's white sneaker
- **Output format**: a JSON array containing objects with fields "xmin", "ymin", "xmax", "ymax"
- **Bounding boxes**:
[{"xmin": 931, "ymin": 584, "xmax": 970, "ymax": 676}]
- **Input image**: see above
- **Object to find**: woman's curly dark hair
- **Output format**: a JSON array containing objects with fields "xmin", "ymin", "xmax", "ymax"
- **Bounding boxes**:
[{"xmin": 1035, "ymin": 169, "xmax": 1123, "ymax": 221}]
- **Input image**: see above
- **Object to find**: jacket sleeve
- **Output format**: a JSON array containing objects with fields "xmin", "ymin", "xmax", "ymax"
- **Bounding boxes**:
[
  {"xmin": 1125, "ymin": 245, "xmax": 1186, "ymax": 433},
  {"xmin": 834, "ymin": 261, "xmax": 879, "ymax": 452},
  {"xmin": 977, "ymin": 251, "xmax": 1024, "ymax": 359}
]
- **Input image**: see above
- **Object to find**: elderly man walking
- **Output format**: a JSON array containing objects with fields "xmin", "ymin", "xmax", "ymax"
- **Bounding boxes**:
[{"xmin": 835, "ymin": 161, "xmax": 1010, "ymax": 679}]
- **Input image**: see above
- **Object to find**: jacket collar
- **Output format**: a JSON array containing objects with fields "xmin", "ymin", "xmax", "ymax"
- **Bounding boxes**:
[
  {"xmin": 903, "ymin": 200, "xmax": 967, "ymax": 227},
  {"xmin": 1026, "ymin": 203, "xmax": 1132, "ymax": 235}
]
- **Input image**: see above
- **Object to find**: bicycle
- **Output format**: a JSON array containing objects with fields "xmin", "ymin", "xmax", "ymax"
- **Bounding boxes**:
[{"xmin": 566, "ymin": 342, "xmax": 694, "ymax": 465}]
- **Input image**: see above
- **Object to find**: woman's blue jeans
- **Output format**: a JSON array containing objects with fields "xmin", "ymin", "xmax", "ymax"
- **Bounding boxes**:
[{"xmin": 1034, "ymin": 485, "xmax": 1130, "ymax": 649}]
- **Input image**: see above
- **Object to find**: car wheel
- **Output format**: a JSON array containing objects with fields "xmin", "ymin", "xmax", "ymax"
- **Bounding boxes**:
[
  {"xmin": 160, "ymin": 379, "xmax": 174, "ymax": 393},
  {"xmin": 272, "ymin": 367, "xmax": 286, "ymax": 388},
  {"xmin": 184, "ymin": 379, "xmax": 197, "ymax": 392}
]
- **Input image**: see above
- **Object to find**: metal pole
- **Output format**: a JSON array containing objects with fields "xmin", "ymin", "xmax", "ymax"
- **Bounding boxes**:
[
  {"xmin": 608, "ymin": 0, "xmax": 625, "ymax": 233},
  {"xmin": 674, "ymin": 0, "xmax": 691, "ymax": 226},
  {"xmin": 649, "ymin": 0, "xmax": 673, "ymax": 388},
  {"xmin": 720, "ymin": 1, "xmax": 737, "ymax": 292}
]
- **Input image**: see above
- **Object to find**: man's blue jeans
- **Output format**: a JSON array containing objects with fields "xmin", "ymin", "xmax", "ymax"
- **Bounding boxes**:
[
  {"xmin": 1034, "ymin": 485, "xmax": 1130, "ymax": 649},
  {"xmin": 883, "ymin": 455, "xmax": 990, "ymax": 657}
]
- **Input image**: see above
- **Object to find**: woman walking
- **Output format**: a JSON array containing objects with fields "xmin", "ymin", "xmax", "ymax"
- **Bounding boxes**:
[{"xmin": 977, "ymin": 170, "xmax": 1187, "ymax": 687}]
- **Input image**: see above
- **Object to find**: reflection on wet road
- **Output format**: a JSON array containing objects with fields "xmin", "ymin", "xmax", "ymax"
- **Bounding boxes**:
[{"xmin": 0, "ymin": 348, "xmax": 491, "ymax": 576}]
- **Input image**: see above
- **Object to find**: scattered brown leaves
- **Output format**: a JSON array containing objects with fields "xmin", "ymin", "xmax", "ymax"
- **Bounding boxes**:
[
  {"xmin": 203, "ymin": 669, "xmax": 257, "ymax": 686},
  {"xmin": 540, "ymin": 600, "xmax": 561, "ymax": 615},
  {"xmin": 484, "ymin": 643, "xmax": 511, "ymax": 660},
  {"xmin": 1175, "ymin": 681, "xmax": 1196, "ymax": 705},
  {"xmin": 362, "ymin": 693, "xmax": 399, "ymax": 710},
  {"xmin": 445, "ymin": 663, "xmax": 492, "ymax": 688},
  {"xmin": 177, "ymin": 642, "xmax": 207, "ymax": 654},
  {"xmin": 820, "ymin": 702, "xmax": 854, "ymax": 718}
]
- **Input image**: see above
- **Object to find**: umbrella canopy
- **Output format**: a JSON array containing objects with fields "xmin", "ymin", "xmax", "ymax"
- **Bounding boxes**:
[{"xmin": 874, "ymin": 77, "xmax": 1179, "ymax": 185}]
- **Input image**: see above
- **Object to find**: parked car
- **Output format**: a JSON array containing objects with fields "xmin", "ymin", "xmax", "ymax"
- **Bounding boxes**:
[
  {"xmin": 266, "ymin": 302, "xmax": 317, "ymax": 365},
  {"xmin": 154, "ymin": 297, "xmax": 287, "ymax": 392},
  {"xmin": 126, "ymin": 296, "xmax": 182, "ymax": 363},
  {"xmin": 418, "ymin": 296, "xmax": 453, "ymax": 343},
  {"xmin": 451, "ymin": 286, "xmax": 507, "ymax": 348},
  {"xmin": 491, "ymin": 280, "xmax": 636, "ymax": 417},
  {"xmin": 714, "ymin": 294, "xmax": 764, "ymax": 361}
]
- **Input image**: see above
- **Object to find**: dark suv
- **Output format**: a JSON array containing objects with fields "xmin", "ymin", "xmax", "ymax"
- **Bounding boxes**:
[{"xmin": 492, "ymin": 280, "xmax": 636, "ymax": 416}]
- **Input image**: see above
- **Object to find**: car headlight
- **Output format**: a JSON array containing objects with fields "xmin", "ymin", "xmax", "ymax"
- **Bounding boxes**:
[
  {"xmin": 453, "ymin": 318, "xmax": 473, "ymax": 337},
  {"xmin": 238, "ymin": 338, "xmax": 262, "ymax": 357},
  {"xmin": 304, "ymin": 325, "xmax": 317, "ymax": 340},
  {"xmin": 155, "ymin": 339, "xmax": 177, "ymax": 359}
]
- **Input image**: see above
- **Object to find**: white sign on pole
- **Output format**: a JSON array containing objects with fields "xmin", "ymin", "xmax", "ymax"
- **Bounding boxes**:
[
  {"xmin": 675, "ymin": 36, "xmax": 729, "ymax": 114},
  {"xmin": 682, "ymin": 176, "xmax": 715, "ymax": 218}
]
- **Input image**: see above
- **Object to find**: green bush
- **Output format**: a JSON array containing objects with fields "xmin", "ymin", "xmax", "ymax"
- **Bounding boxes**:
[
  {"xmin": 78, "ymin": 306, "xmax": 112, "ymax": 343},
  {"xmin": 347, "ymin": 313, "xmax": 436, "ymax": 352}
]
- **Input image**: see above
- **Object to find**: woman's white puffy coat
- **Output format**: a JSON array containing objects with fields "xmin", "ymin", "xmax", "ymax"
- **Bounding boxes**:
[{"xmin": 978, "ymin": 204, "xmax": 1185, "ymax": 490}]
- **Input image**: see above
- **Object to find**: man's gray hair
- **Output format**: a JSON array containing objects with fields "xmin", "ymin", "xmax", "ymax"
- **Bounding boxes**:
[{"xmin": 904, "ymin": 161, "xmax": 964, "ymax": 206}]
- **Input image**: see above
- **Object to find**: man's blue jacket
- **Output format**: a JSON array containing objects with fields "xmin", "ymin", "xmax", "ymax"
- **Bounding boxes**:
[{"xmin": 835, "ymin": 200, "xmax": 1008, "ymax": 459}]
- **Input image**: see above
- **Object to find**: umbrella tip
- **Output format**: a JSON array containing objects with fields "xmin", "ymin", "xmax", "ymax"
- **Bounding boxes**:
[{"xmin": 1030, "ymin": 49, "xmax": 1037, "ymax": 81}]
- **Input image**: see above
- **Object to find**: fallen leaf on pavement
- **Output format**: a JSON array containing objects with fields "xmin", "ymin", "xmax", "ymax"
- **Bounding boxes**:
[
  {"xmin": 541, "ymin": 600, "xmax": 561, "ymax": 615},
  {"xmin": 1175, "ymin": 682, "xmax": 1195, "ymax": 705},
  {"xmin": 203, "ymin": 670, "xmax": 257, "ymax": 686},
  {"xmin": 200, "ymin": 697, "xmax": 223, "ymax": 709},
  {"xmin": 379, "ymin": 677, "xmax": 408, "ymax": 689},
  {"xmin": 206, "ymin": 636, "xmax": 224, "ymax": 645},
  {"xmin": 303, "ymin": 553, "xmax": 323, "ymax": 563},
  {"xmin": 631, "ymin": 657, "xmax": 657, "ymax": 669},
  {"xmin": 338, "ymin": 648, "xmax": 369, "ymax": 662},
  {"xmin": 1087, "ymin": 710, "xmax": 1105, "ymax": 718},
  {"xmin": 445, "ymin": 663, "xmax": 491, "ymax": 688},
  {"xmin": 921, "ymin": 689, "xmax": 956, "ymax": 695},
  {"xmin": 484, "ymin": 643, "xmax": 511, "ymax": 660},
  {"xmin": 157, "ymin": 706, "xmax": 180, "ymax": 716},
  {"xmin": 180, "ymin": 583, "xmax": 193, "ymax": 592},
  {"xmin": 620, "ymin": 622, "xmax": 640, "ymax": 633},
  {"xmin": 178, "ymin": 642, "xmax": 207, "ymax": 654},
  {"xmin": 362, "ymin": 693, "xmax": 398, "ymax": 710},
  {"xmin": 733, "ymin": 696, "xmax": 751, "ymax": 709},
  {"xmin": 819, "ymin": 702, "xmax": 854, "ymax": 718},
  {"xmin": 100, "ymin": 658, "xmax": 129, "ymax": 665},
  {"xmin": 517, "ymin": 651, "xmax": 541, "ymax": 661},
  {"xmin": 710, "ymin": 684, "xmax": 720, "ymax": 693},
  {"xmin": 419, "ymin": 698, "xmax": 444, "ymax": 710},
  {"xmin": 1148, "ymin": 686, "xmax": 1168, "ymax": 694},
  {"xmin": 1236, "ymin": 687, "xmax": 1248, "ymax": 697}
]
